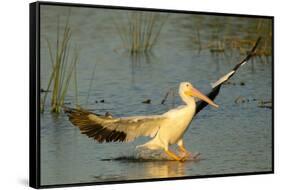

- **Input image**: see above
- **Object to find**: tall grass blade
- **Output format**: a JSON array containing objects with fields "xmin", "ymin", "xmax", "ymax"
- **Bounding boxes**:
[
  {"xmin": 42, "ymin": 10, "xmax": 80, "ymax": 113},
  {"xmin": 113, "ymin": 12, "xmax": 168, "ymax": 54}
]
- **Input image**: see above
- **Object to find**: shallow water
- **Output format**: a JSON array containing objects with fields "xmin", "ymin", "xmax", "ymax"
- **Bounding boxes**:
[{"xmin": 40, "ymin": 5, "xmax": 272, "ymax": 186}]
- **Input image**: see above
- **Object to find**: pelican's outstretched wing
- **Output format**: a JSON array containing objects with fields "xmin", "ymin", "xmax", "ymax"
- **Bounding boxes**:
[
  {"xmin": 64, "ymin": 107, "xmax": 166, "ymax": 143},
  {"xmin": 195, "ymin": 37, "xmax": 261, "ymax": 115}
]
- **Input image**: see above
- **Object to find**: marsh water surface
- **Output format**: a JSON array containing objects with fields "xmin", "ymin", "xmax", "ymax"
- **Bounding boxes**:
[{"xmin": 40, "ymin": 5, "xmax": 272, "ymax": 185}]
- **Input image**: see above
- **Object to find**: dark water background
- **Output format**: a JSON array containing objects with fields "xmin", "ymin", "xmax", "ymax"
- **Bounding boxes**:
[{"xmin": 40, "ymin": 5, "xmax": 272, "ymax": 185}]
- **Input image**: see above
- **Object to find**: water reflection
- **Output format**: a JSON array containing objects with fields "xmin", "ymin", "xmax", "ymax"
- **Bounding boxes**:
[
  {"xmin": 90, "ymin": 161, "xmax": 188, "ymax": 181},
  {"xmin": 129, "ymin": 161, "xmax": 188, "ymax": 179},
  {"xmin": 130, "ymin": 52, "xmax": 156, "ymax": 84},
  {"xmin": 101, "ymin": 155, "xmax": 195, "ymax": 179}
]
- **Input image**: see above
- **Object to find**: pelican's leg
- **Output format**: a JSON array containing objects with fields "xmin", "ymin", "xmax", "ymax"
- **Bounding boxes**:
[
  {"xmin": 164, "ymin": 149, "xmax": 182, "ymax": 161},
  {"xmin": 177, "ymin": 139, "xmax": 191, "ymax": 159}
]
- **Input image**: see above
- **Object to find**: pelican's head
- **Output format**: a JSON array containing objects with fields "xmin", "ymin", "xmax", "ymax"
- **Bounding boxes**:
[{"xmin": 179, "ymin": 82, "xmax": 219, "ymax": 108}]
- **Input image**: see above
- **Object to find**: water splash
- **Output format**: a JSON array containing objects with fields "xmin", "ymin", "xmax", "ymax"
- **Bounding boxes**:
[{"xmin": 101, "ymin": 147, "xmax": 201, "ymax": 162}]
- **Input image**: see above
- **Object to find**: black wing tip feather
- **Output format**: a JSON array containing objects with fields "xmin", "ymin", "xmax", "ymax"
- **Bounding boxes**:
[
  {"xmin": 63, "ymin": 106, "xmax": 127, "ymax": 143},
  {"xmin": 195, "ymin": 37, "xmax": 261, "ymax": 115},
  {"xmin": 233, "ymin": 37, "xmax": 262, "ymax": 71},
  {"xmin": 80, "ymin": 124, "xmax": 127, "ymax": 143}
]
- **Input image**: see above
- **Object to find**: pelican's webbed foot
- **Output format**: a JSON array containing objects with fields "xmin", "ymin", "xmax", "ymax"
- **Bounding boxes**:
[
  {"xmin": 178, "ymin": 145, "xmax": 192, "ymax": 159},
  {"xmin": 164, "ymin": 149, "xmax": 189, "ymax": 162}
]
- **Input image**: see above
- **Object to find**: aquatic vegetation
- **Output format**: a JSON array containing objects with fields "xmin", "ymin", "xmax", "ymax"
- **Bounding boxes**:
[
  {"xmin": 258, "ymin": 100, "xmax": 272, "ymax": 109},
  {"xmin": 113, "ymin": 12, "xmax": 168, "ymax": 54},
  {"xmin": 41, "ymin": 15, "xmax": 80, "ymax": 113},
  {"xmin": 160, "ymin": 87, "xmax": 177, "ymax": 108},
  {"xmin": 189, "ymin": 17, "xmax": 272, "ymax": 62},
  {"xmin": 252, "ymin": 19, "xmax": 272, "ymax": 60},
  {"xmin": 85, "ymin": 64, "xmax": 97, "ymax": 106},
  {"xmin": 234, "ymin": 96, "xmax": 272, "ymax": 109}
]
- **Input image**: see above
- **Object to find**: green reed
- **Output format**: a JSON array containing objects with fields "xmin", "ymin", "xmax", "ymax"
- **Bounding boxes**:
[
  {"xmin": 114, "ymin": 12, "xmax": 168, "ymax": 54},
  {"xmin": 41, "ymin": 15, "xmax": 80, "ymax": 113}
]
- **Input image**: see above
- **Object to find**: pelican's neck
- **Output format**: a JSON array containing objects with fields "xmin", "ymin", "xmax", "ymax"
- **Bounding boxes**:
[{"xmin": 179, "ymin": 92, "xmax": 196, "ymax": 109}]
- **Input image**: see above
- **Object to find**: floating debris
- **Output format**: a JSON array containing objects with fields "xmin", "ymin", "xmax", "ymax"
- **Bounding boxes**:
[
  {"xmin": 160, "ymin": 88, "xmax": 175, "ymax": 105},
  {"xmin": 259, "ymin": 100, "xmax": 272, "ymax": 104},
  {"xmin": 234, "ymin": 97, "xmax": 272, "ymax": 109},
  {"xmin": 210, "ymin": 48, "xmax": 225, "ymax": 53},
  {"xmin": 258, "ymin": 105, "xmax": 272, "ymax": 109},
  {"xmin": 95, "ymin": 99, "xmax": 105, "ymax": 103},
  {"xmin": 240, "ymin": 82, "xmax": 245, "ymax": 86},
  {"xmin": 142, "ymin": 99, "xmax": 151, "ymax": 104},
  {"xmin": 258, "ymin": 100, "xmax": 272, "ymax": 109},
  {"xmin": 161, "ymin": 91, "xmax": 170, "ymax": 104},
  {"xmin": 234, "ymin": 96, "xmax": 246, "ymax": 104}
]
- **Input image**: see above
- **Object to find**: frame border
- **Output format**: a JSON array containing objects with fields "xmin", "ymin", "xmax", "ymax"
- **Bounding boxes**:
[
  {"xmin": 29, "ymin": 1, "xmax": 274, "ymax": 189},
  {"xmin": 30, "ymin": 2, "xmax": 41, "ymax": 188}
]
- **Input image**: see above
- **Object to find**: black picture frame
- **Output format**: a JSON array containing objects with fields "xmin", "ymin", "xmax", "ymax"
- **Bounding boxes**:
[{"xmin": 30, "ymin": 1, "xmax": 274, "ymax": 188}]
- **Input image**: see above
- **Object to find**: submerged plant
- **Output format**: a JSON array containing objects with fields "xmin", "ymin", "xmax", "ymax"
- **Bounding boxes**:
[
  {"xmin": 113, "ymin": 12, "xmax": 168, "ymax": 54},
  {"xmin": 41, "ymin": 14, "xmax": 80, "ymax": 113}
]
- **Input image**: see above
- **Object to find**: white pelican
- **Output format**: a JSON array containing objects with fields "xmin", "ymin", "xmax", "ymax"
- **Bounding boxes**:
[
  {"xmin": 65, "ymin": 82, "xmax": 218, "ymax": 161},
  {"xmin": 65, "ymin": 37, "xmax": 261, "ymax": 161}
]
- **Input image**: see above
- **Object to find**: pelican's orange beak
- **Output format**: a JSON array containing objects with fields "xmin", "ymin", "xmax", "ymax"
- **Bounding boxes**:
[{"xmin": 186, "ymin": 86, "xmax": 219, "ymax": 108}]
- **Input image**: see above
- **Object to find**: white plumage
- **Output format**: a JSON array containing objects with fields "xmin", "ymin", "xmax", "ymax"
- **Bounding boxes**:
[
  {"xmin": 66, "ymin": 82, "xmax": 218, "ymax": 161},
  {"xmin": 87, "ymin": 114, "xmax": 166, "ymax": 142}
]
